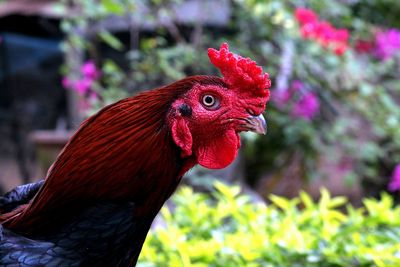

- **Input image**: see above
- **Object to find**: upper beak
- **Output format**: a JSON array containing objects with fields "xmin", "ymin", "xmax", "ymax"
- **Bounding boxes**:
[{"xmin": 245, "ymin": 114, "xmax": 267, "ymax": 135}]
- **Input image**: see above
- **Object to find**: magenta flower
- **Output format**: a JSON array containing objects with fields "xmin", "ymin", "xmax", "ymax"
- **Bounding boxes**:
[
  {"xmin": 62, "ymin": 60, "xmax": 101, "ymax": 96},
  {"xmin": 375, "ymin": 29, "xmax": 400, "ymax": 60},
  {"xmin": 80, "ymin": 60, "xmax": 101, "ymax": 80},
  {"xmin": 62, "ymin": 77, "xmax": 72, "ymax": 88},
  {"xmin": 74, "ymin": 78, "xmax": 93, "ymax": 96},
  {"xmin": 388, "ymin": 164, "xmax": 400, "ymax": 192},
  {"xmin": 273, "ymin": 80, "xmax": 304, "ymax": 108},
  {"xmin": 292, "ymin": 92, "xmax": 320, "ymax": 120},
  {"xmin": 291, "ymin": 80, "xmax": 304, "ymax": 91},
  {"xmin": 62, "ymin": 77, "xmax": 91, "ymax": 95}
]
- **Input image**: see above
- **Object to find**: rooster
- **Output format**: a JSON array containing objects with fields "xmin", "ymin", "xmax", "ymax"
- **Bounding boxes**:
[{"xmin": 0, "ymin": 43, "xmax": 271, "ymax": 266}]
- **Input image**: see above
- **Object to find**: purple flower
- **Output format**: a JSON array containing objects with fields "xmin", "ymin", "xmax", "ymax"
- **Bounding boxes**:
[
  {"xmin": 273, "ymin": 81, "xmax": 304, "ymax": 109},
  {"xmin": 80, "ymin": 60, "xmax": 100, "ymax": 80},
  {"xmin": 388, "ymin": 164, "xmax": 400, "ymax": 192},
  {"xmin": 291, "ymin": 80, "xmax": 304, "ymax": 91},
  {"xmin": 292, "ymin": 92, "xmax": 320, "ymax": 120},
  {"xmin": 375, "ymin": 29, "xmax": 400, "ymax": 60},
  {"xmin": 272, "ymin": 89, "xmax": 292, "ymax": 108}
]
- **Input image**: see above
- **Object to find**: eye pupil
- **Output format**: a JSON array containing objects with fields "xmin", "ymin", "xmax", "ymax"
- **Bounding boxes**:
[
  {"xmin": 203, "ymin": 95, "xmax": 215, "ymax": 106},
  {"xmin": 201, "ymin": 94, "xmax": 220, "ymax": 110}
]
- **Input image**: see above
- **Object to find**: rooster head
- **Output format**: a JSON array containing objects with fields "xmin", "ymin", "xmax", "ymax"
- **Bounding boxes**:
[{"xmin": 169, "ymin": 43, "xmax": 271, "ymax": 169}]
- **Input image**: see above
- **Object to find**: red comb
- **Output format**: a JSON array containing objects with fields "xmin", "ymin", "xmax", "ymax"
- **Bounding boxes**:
[{"xmin": 208, "ymin": 43, "xmax": 271, "ymax": 98}]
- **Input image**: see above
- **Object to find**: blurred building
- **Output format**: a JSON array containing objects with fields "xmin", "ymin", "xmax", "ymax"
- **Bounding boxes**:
[{"xmin": 0, "ymin": 0, "xmax": 66, "ymax": 191}]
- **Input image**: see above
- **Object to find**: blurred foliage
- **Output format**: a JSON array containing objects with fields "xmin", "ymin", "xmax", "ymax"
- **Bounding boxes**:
[
  {"xmin": 60, "ymin": 0, "xmax": 225, "ymax": 114},
  {"xmin": 233, "ymin": 0, "xmax": 400, "ymax": 195},
  {"xmin": 60, "ymin": 0, "xmax": 400, "ymax": 196},
  {"xmin": 138, "ymin": 182, "xmax": 400, "ymax": 266},
  {"xmin": 351, "ymin": 0, "xmax": 400, "ymax": 28}
]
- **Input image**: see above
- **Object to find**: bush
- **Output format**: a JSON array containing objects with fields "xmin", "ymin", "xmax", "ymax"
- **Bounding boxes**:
[{"xmin": 138, "ymin": 182, "xmax": 400, "ymax": 267}]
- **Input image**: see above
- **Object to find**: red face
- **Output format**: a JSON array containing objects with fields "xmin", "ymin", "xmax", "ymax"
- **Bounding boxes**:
[{"xmin": 169, "ymin": 82, "xmax": 267, "ymax": 169}]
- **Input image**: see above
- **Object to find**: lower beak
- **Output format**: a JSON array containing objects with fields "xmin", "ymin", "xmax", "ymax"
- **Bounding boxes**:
[{"xmin": 245, "ymin": 114, "xmax": 267, "ymax": 135}]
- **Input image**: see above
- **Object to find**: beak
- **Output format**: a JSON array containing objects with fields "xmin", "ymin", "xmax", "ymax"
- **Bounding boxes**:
[{"xmin": 245, "ymin": 114, "xmax": 267, "ymax": 135}]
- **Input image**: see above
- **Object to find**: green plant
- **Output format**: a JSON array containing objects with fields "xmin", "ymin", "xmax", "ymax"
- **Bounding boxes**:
[{"xmin": 138, "ymin": 182, "xmax": 400, "ymax": 266}]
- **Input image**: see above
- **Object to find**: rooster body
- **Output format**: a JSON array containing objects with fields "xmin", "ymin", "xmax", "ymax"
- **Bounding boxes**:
[{"xmin": 0, "ymin": 44, "xmax": 271, "ymax": 266}]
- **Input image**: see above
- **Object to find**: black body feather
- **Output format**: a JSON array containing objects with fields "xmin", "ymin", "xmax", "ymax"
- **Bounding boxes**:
[{"xmin": 0, "ymin": 181, "xmax": 154, "ymax": 266}]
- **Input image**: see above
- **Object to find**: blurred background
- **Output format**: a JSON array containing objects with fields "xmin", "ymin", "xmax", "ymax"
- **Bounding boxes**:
[
  {"xmin": 0, "ymin": 0, "xmax": 399, "ymax": 204},
  {"xmin": 2, "ymin": 0, "xmax": 400, "ymax": 265}
]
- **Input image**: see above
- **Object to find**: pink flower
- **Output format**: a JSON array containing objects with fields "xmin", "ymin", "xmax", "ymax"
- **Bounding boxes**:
[
  {"xmin": 273, "ymin": 80, "xmax": 320, "ymax": 121},
  {"xmin": 332, "ymin": 42, "xmax": 348, "ymax": 56},
  {"xmin": 295, "ymin": 7, "xmax": 349, "ymax": 56},
  {"xmin": 89, "ymin": 91, "xmax": 98, "ymax": 100},
  {"xmin": 388, "ymin": 164, "xmax": 400, "ymax": 192},
  {"xmin": 74, "ymin": 78, "xmax": 92, "ymax": 96},
  {"xmin": 333, "ymin": 29, "xmax": 350, "ymax": 43},
  {"xmin": 300, "ymin": 23, "xmax": 318, "ymax": 39},
  {"xmin": 295, "ymin": 8, "xmax": 318, "ymax": 26},
  {"xmin": 272, "ymin": 89, "xmax": 292, "ymax": 108},
  {"xmin": 272, "ymin": 81, "xmax": 304, "ymax": 109},
  {"xmin": 291, "ymin": 80, "xmax": 304, "ymax": 91},
  {"xmin": 292, "ymin": 92, "xmax": 320, "ymax": 120},
  {"xmin": 62, "ymin": 76, "xmax": 72, "ymax": 88},
  {"xmin": 315, "ymin": 21, "xmax": 335, "ymax": 45},
  {"xmin": 77, "ymin": 89, "xmax": 99, "ymax": 113},
  {"xmin": 81, "ymin": 60, "xmax": 100, "ymax": 80}
]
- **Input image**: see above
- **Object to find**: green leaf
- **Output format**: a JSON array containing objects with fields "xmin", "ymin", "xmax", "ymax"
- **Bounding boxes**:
[
  {"xmin": 98, "ymin": 31, "xmax": 124, "ymax": 50},
  {"xmin": 214, "ymin": 181, "xmax": 241, "ymax": 200},
  {"xmin": 101, "ymin": 0, "xmax": 125, "ymax": 15},
  {"xmin": 139, "ymin": 183, "xmax": 400, "ymax": 265},
  {"xmin": 299, "ymin": 191, "xmax": 314, "ymax": 209},
  {"xmin": 270, "ymin": 194, "xmax": 292, "ymax": 210}
]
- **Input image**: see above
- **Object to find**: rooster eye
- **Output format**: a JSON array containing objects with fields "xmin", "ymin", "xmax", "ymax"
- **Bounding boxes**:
[{"xmin": 201, "ymin": 95, "xmax": 219, "ymax": 109}]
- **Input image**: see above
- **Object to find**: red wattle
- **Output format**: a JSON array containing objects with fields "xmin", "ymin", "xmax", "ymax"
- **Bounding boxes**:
[{"xmin": 195, "ymin": 129, "xmax": 239, "ymax": 169}]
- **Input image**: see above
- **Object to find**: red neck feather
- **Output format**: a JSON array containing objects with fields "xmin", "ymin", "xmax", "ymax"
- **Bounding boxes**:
[{"xmin": 1, "ymin": 76, "xmax": 219, "ymax": 234}]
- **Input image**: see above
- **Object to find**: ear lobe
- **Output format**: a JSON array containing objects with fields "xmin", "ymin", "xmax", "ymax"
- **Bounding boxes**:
[{"xmin": 171, "ymin": 115, "xmax": 193, "ymax": 158}]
